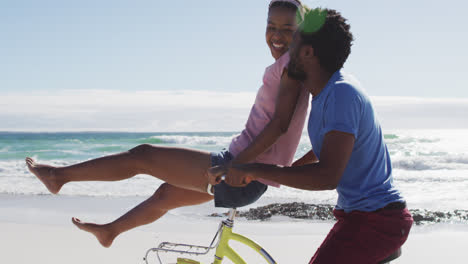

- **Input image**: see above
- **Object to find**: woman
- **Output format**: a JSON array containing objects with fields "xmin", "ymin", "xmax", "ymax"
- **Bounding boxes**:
[{"xmin": 26, "ymin": 0, "xmax": 312, "ymax": 248}]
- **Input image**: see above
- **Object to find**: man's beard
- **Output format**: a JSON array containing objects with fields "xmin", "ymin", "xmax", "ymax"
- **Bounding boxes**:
[{"xmin": 287, "ymin": 57, "xmax": 307, "ymax": 81}]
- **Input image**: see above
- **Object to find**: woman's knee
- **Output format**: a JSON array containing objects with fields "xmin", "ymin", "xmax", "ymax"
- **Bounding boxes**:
[
  {"xmin": 128, "ymin": 144, "xmax": 163, "ymax": 171},
  {"xmin": 129, "ymin": 144, "xmax": 157, "ymax": 156},
  {"xmin": 153, "ymin": 183, "xmax": 171, "ymax": 198},
  {"xmin": 148, "ymin": 183, "xmax": 177, "ymax": 210},
  {"xmin": 150, "ymin": 183, "xmax": 211, "ymax": 210}
]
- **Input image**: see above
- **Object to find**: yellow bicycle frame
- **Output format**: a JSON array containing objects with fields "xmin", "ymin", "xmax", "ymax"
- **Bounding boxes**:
[
  {"xmin": 145, "ymin": 208, "xmax": 276, "ymax": 264},
  {"xmin": 210, "ymin": 222, "xmax": 276, "ymax": 264}
]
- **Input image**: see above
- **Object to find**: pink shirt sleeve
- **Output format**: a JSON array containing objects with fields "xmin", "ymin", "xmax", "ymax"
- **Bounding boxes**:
[{"xmin": 228, "ymin": 53, "xmax": 310, "ymax": 187}]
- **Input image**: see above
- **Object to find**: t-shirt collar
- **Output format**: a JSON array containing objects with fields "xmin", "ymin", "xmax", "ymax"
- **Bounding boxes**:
[{"xmin": 312, "ymin": 70, "xmax": 342, "ymax": 101}]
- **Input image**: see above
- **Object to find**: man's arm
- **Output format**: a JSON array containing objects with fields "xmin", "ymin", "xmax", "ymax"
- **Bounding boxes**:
[{"xmin": 226, "ymin": 130, "xmax": 355, "ymax": 190}]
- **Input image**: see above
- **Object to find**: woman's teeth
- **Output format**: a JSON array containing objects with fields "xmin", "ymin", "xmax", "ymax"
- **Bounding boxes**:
[{"xmin": 272, "ymin": 43, "xmax": 284, "ymax": 49}]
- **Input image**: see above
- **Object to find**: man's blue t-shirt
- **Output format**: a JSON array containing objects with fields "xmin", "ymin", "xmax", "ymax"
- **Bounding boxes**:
[{"xmin": 308, "ymin": 70, "xmax": 404, "ymax": 212}]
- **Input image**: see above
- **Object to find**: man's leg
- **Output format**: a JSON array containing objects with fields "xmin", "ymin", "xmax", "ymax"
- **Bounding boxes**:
[{"xmin": 309, "ymin": 209, "xmax": 413, "ymax": 264}]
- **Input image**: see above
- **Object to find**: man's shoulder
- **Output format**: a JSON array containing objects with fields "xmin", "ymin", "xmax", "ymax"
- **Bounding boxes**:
[{"xmin": 332, "ymin": 72, "xmax": 366, "ymax": 100}]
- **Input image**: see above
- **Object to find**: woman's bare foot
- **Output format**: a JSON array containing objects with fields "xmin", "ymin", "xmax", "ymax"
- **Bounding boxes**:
[
  {"xmin": 72, "ymin": 218, "xmax": 116, "ymax": 248},
  {"xmin": 25, "ymin": 157, "xmax": 62, "ymax": 194}
]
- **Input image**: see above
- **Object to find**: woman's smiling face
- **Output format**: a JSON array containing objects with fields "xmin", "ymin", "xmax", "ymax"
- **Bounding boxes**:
[{"xmin": 266, "ymin": 6, "xmax": 298, "ymax": 60}]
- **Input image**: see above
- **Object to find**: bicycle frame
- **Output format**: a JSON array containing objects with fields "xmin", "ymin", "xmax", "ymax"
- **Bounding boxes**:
[{"xmin": 144, "ymin": 208, "xmax": 277, "ymax": 264}]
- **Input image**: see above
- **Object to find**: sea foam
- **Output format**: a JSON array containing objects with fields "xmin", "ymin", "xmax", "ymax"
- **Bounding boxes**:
[{"xmin": 1, "ymin": 130, "xmax": 467, "ymax": 211}]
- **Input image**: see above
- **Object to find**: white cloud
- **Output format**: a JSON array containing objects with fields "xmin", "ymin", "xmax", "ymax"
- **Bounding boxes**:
[
  {"xmin": 1, "ymin": 90, "xmax": 254, "ymax": 113},
  {"xmin": 370, "ymin": 96, "xmax": 468, "ymax": 129},
  {"xmin": 0, "ymin": 90, "xmax": 255, "ymax": 132},
  {"xmin": 1, "ymin": 91, "xmax": 467, "ymax": 131}
]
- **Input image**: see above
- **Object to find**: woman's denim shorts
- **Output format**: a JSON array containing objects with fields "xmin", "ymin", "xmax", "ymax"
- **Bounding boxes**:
[{"xmin": 211, "ymin": 150, "xmax": 267, "ymax": 208}]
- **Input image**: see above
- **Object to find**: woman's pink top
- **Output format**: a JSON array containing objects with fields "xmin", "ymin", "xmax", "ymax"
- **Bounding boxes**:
[{"xmin": 228, "ymin": 52, "xmax": 310, "ymax": 187}]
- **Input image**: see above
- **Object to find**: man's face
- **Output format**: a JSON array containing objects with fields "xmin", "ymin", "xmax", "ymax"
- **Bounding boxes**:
[{"xmin": 287, "ymin": 31, "xmax": 307, "ymax": 81}]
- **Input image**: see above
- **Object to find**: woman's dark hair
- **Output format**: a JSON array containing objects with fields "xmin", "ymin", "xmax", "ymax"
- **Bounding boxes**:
[
  {"xmin": 268, "ymin": 1, "xmax": 308, "ymax": 24},
  {"xmin": 299, "ymin": 9, "xmax": 354, "ymax": 73},
  {"xmin": 268, "ymin": 0, "xmax": 301, "ymax": 13}
]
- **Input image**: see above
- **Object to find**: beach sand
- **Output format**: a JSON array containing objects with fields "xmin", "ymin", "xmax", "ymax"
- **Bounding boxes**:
[{"xmin": 1, "ymin": 195, "xmax": 466, "ymax": 264}]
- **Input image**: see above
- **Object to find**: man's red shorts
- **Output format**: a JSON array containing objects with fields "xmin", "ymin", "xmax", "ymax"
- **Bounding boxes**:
[{"xmin": 309, "ymin": 204, "xmax": 413, "ymax": 264}]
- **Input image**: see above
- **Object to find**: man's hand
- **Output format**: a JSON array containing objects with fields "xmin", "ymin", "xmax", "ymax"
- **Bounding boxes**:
[{"xmin": 224, "ymin": 165, "xmax": 254, "ymax": 187}]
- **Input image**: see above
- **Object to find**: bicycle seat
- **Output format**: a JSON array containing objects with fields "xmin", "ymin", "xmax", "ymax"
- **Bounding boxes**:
[{"xmin": 378, "ymin": 247, "xmax": 401, "ymax": 264}]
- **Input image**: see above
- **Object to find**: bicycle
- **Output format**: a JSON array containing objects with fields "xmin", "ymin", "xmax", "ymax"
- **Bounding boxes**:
[
  {"xmin": 143, "ymin": 207, "xmax": 276, "ymax": 264},
  {"xmin": 143, "ymin": 207, "xmax": 401, "ymax": 264}
]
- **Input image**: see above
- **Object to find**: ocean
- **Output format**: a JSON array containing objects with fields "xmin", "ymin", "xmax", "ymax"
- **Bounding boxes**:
[{"xmin": 1, "ymin": 130, "xmax": 467, "ymax": 212}]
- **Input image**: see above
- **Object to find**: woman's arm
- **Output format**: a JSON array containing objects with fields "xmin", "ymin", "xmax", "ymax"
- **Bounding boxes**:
[
  {"xmin": 207, "ymin": 70, "xmax": 303, "ymax": 185},
  {"xmin": 224, "ymin": 130, "xmax": 355, "ymax": 190},
  {"xmin": 232, "ymin": 70, "xmax": 303, "ymax": 165},
  {"xmin": 291, "ymin": 149, "xmax": 319, "ymax": 166}
]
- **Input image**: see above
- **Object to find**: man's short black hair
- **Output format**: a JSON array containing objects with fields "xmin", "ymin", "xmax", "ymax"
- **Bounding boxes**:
[{"xmin": 299, "ymin": 9, "xmax": 354, "ymax": 73}]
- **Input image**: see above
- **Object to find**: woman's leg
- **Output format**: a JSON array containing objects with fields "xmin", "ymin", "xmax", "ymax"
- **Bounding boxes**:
[
  {"xmin": 72, "ymin": 183, "xmax": 213, "ymax": 247},
  {"xmin": 27, "ymin": 144, "xmax": 217, "ymax": 247},
  {"xmin": 26, "ymin": 144, "xmax": 212, "ymax": 194}
]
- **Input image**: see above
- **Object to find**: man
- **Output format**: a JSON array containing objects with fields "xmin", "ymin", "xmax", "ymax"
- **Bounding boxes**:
[{"xmin": 209, "ymin": 8, "xmax": 413, "ymax": 264}]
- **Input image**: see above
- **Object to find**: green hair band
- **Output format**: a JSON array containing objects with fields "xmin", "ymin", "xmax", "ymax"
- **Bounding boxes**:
[{"xmin": 300, "ymin": 8, "xmax": 327, "ymax": 34}]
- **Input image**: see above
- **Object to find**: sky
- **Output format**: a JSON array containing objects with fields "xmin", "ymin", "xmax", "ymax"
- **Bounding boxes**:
[{"xmin": 1, "ymin": 0, "xmax": 467, "ymax": 132}]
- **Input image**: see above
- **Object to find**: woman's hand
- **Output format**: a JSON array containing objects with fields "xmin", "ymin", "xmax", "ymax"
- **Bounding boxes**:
[
  {"xmin": 206, "ymin": 165, "xmax": 228, "ymax": 185},
  {"xmin": 292, "ymin": 150, "xmax": 319, "ymax": 166},
  {"xmin": 206, "ymin": 163, "xmax": 253, "ymax": 187}
]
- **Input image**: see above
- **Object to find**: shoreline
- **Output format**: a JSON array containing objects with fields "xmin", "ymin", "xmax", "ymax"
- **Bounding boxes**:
[
  {"xmin": 3, "ymin": 193, "xmax": 467, "ymax": 226},
  {"xmin": 1, "ymin": 194, "xmax": 468, "ymax": 263}
]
